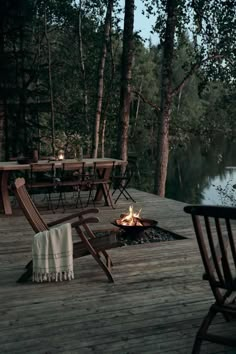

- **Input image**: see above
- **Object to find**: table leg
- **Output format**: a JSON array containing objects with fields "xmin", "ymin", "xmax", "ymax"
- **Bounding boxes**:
[
  {"xmin": 0, "ymin": 171, "xmax": 12, "ymax": 215},
  {"xmin": 94, "ymin": 167, "xmax": 113, "ymax": 207}
]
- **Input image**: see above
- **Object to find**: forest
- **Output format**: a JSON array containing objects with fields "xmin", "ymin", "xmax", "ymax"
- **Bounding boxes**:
[{"xmin": 0, "ymin": 0, "xmax": 236, "ymax": 200}]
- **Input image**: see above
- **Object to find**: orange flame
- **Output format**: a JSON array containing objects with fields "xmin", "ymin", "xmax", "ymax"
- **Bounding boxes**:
[{"xmin": 120, "ymin": 206, "xmax": 142, "ymax": 226}]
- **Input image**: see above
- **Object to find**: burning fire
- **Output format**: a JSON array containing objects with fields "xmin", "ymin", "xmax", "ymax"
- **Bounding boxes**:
[{"xmin": 119, "ymin": 206, "xmax": 143, "ymax": 226}]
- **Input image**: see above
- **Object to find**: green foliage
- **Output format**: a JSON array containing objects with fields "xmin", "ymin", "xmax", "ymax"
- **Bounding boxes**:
[
  {"xmin": 213, "ymin": 180, "xmax": 236, "ymax": 206},
  {"xmin": 1, "ymin": 0, "xmax": 236, "ymax": 168}
]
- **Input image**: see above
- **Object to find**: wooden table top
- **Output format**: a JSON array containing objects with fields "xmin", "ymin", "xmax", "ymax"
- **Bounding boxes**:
[{"xmin": 0, "ymin": 158, "xmax": 126, "ymax": 171}]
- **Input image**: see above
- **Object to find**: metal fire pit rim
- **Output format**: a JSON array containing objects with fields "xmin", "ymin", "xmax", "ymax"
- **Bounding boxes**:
[{"xmin": 111, "ymin": 218, "xmax": 158, "ymax": 231}]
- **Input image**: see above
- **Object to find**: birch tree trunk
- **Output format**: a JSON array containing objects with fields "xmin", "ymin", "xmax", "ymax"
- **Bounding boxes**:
[
  {"xmin": 117, "ymin": 0, "xmax": 135, "ymax": 162},
  {"xmin": 131, "ymin": 78, "xmax": 143, "ymax": 138},
  {"xmin": 44, "ymin": 7, "xmax": 55, "ymax": 157},
  {"xmin": 154, "ymin": 0, "xmax": 177, "ymax": 197},
  {"xmin": 44, "ymin": 7, "xmax": 55, "ymax": 156},
  {"xmin": 78, "ymin": 0, "xmax": 89, "ymax": 137},
  {"xmin": 100, "ymin": 30, "xmax": 115, "ymax": 158},
  {"xmin": 92, "ymin": 0, "xmax": 113, "ymax": 158}
]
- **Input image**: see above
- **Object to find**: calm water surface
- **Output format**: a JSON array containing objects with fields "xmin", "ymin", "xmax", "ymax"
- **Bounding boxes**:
[{"xmin": 136, "ymin": 137, "xmax": 236, "ymax": 206}]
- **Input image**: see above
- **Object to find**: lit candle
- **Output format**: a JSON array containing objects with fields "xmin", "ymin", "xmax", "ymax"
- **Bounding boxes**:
[{"xmin": 58, "ymin": 150, "xmax": 64, "ymax": 160}]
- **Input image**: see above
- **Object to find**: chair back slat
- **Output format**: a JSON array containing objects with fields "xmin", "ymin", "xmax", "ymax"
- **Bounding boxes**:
[
  {"xmin": 30, "ymin": 163, "xmax": 55, "ymax": 173},
  {"xmin": 62, "ymin": 162, "xmax": 84, "ymax": 172},
  {"xmin": 204, "ymin": 216, "xmax": 225, "ymax": 285},
  {"xmin": 14, "ymin": 178, "xmax": 48, "ymax": 233},
  {"xmin": 226, "ymin": 218, "xmax": 236, "ymax": 268},
  {"xmin": 191, "ymin": 215, "xmax": 219, "ymax": 285},
  {"xmin": 214, "ymin": 217, "xmax": 233, "ymax": 286}
]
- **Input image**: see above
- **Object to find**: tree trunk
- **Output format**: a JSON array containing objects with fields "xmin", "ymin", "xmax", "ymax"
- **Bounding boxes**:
[
  {"xmin": 155, "ymin": 0, "xmax": 177, "ymax": 197},
  {"xmin": 77, "ymin": 0, "xmax": 89, "ymax": 138},
  {"xmin": 101, "ymin": 29, "xmax": 115, "ymax": 158},
  {"xmin": 44, "ymin": 7, "xmax": 55, "ymax": 157},
  {"xmin": 117, "ymin": 0, "xmax": 135, "ymax": 162},
  {"xmin": 131, "ymin": 78, "xmax": 143, "ymax": 138},
  {"xmin": 92, "ymin": 0, "xmax": 113, "ymax": 158}
]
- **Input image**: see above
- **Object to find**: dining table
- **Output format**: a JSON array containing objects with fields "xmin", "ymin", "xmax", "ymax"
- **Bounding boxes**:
[{"xmin": 0, "ymin": 158, "xmax": 126, "ymax": 215}]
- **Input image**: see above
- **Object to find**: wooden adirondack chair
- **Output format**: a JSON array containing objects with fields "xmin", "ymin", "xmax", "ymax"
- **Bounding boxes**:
[
  {"xmin": 184, "ymin": 205, "xmax": 236, "ymax": 354},
  {"xmin": 14, "ymin": 177, "xmax": 118, "ymax": 283}
]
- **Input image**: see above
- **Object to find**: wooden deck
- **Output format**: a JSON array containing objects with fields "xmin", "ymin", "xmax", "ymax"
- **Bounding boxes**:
[{"xmin": 0, "ymin": 189, "xmax": 235, "ymax": 354}]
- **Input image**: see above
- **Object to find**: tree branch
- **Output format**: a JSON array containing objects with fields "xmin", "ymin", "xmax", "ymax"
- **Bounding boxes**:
[
  {"xmin": 132, "ymin": 89, "xmax": 160, "ymax": 111},
  {"xmin": 171, "ymin": 54, "xmax": 224, "ymax": 97}
]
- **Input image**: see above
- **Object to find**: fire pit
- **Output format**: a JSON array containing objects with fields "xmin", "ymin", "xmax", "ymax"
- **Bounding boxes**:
[{"xmin": 111, "ymin": 206, "xmax": 158, "ymax": 240}]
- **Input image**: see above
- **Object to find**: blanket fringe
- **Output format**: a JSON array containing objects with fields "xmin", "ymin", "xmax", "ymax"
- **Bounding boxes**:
[{"xmin": 33, "ymin": 270, "xmax": 74, "ymax": 283}]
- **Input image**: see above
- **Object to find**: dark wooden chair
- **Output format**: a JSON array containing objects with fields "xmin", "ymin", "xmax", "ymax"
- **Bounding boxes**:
[
  {"xmin": 57, "ymin": 162, "xmax": 87, "ymax": 210},
  {"xmin": 14, "ymin": 177, "xmax": 118, "ymax": 283},
  {"xmin": 184, "ymin": 204, "xmax": 236, "ymax": 354},
  {"xmin": 29, "ymin": 162, "xmax": 58, "ymax": 210}
]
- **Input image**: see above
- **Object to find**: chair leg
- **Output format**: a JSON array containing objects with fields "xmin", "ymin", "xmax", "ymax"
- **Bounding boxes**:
[
  {"xmin": 86, "ymin": 187, "xmax": 95, "ymax": 207},
  {"xmin": 82, "ymin": 223, "xmax": 113, "ymax": 267},
  {"xmin": 114, "ymin": 184, "xmax": 136, "ymax": 204},
  {"xmin": 192, "ymin": 306, "xmax": 217, "ymax": 354},
  {"xmin": 75, "ymin": 226, "xmax": 114, "ymax": 282},
  {"xmin": 75, "ymin": 187, "xmax": 83, "ymax": 209},
  {"xmin": 56, "ymin": 189, "xmax": 66, "ymax": 212},
  {"xmin": 25, "ymin": 260, "xmax": 32, "ymax": 269},
  {"xmin": 47, "ymin": 191, "xmax": 53, "ymax": 212},
  {"xmin": 17, "ymin": 263, "xmax": 33, "ymax": 283},
  {"xmin": 192, "ymin": 337, "xmax": 202, "ymax": 354}
]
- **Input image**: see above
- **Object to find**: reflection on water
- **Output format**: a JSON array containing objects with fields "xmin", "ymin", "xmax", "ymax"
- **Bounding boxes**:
[
  {"xmin": 135, "ymin": 137, "xmax": 236, "ymax": 206},
  {"xmin": 201, "ymin": 169, "xmax": 236, "ymax": 205}
]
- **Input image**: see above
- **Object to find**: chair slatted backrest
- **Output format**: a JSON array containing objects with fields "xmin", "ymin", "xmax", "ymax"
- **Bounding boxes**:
[
  {"xmin": 30, "ymin": 162, "xmax": 55, "ymax": 173},
  {"xmin": 93, "ymin": 161, "xmax": 116, "ymax": 179},
  {"xmin": 30, "ymin": 162, "xmax": 56, "ymax": 185},
  {"xmin": 62, "ymin": 162, "xmax": 85, "ymax": 176},
  {"xmin": 62, "ymin": 162, "xmax": 85, "ymax": 172},
  {"xmin": 184, "ymin": 205, "xmax": 236, "ymax": 303},
  {"xmin": 14, "ymin": 178, "xmax": 49, "ymax": 233},
  {"xmin": 61, "ymin": 162, "xmax": 87, "ymax": 183}
]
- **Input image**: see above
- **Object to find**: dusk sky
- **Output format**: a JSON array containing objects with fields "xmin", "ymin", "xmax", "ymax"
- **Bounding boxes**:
[
  {"xmin": 119, "ymin": 0, "xmax": 159, "ymax": 45},
  {"xmin": 134, "ymin": 0, "xmax": 159, "ymax": 44}
]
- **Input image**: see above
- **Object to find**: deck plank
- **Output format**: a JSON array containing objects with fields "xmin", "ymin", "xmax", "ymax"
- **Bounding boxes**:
[{"xmin": 0, "ymin": 189, "xmax": 235, "ymax": 354}]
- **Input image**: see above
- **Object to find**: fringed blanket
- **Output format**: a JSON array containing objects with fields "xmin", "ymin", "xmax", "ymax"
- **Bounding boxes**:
[{"xmin": 32, "ymin": 223, "xmax": 74, "ymax": 282}]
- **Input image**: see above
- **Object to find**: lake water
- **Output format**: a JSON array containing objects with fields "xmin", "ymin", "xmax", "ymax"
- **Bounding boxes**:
[
  {"xmin": 201, "ymin": 168, "xmax": 236, "ymax": 206},
  {"xmin": 135, "ymin": 137, "xmax": 236, "ymax": 206}
]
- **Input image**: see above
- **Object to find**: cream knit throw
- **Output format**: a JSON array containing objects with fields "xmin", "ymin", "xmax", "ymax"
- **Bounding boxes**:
[{"xmin": 32, "ymin": 223, "xmax": 74, "ymax": 282}]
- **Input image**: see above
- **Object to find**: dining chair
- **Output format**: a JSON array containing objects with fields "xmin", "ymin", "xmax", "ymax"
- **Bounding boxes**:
[
  {"xmin": 57, "ymin": 162, "xmax": 88, "ymax": 210},
  {"xmin": 184, "ymin": 204, "xmax": 236, "ymax": 353},
  {"xmin": 111, "ymin": 160, "xmax": 135, "ymax": 204},
  {"xmin": 29, "ymin": 162, "xmax": 58, "ymax": 210}
]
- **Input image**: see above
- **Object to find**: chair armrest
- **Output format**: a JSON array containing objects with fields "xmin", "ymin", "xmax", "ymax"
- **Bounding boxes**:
[
  {"xmin": 71, "ymin": 217, "xmax": 100, "ymax": 228},
  {"xmin": 47, "ymin": 208, "xmax": 99, "ymax": 227}
]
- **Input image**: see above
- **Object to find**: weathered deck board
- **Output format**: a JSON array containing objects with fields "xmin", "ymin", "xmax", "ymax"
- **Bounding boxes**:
[{"xmin": 0, "ymin": 189, "xmax": 235, "ymax": 354}]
